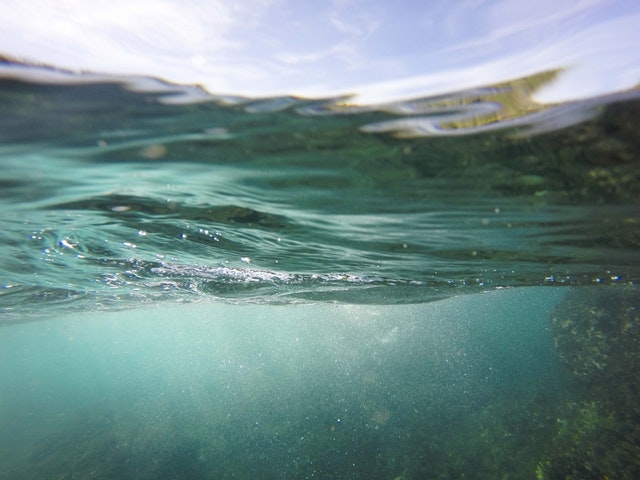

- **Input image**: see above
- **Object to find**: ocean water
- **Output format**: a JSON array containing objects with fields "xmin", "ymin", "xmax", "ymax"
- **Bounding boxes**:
[{"xmin": 1, "ymin": 64, "xmax": 639, "ymax": 479}]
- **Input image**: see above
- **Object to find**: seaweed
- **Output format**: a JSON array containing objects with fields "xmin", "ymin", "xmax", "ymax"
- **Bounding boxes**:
[{"xmin": 539, "ymin": 286, "xmax": 640, "ymax": 479}]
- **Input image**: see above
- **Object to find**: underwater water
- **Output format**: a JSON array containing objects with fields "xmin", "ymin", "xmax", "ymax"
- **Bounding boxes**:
[{"xmin": 0, "ymin": 64, "xmax": 639, "ymax": 479}]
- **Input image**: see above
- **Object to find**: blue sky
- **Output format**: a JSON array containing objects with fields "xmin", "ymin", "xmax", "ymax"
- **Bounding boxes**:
[{"xmin": 1, "ymin": 0, "xmax": 638, "ymax": 104}]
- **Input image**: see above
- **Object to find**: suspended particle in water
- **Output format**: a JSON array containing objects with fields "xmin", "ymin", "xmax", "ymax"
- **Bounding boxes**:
[
  {"xmin": 140, "ymin": 144, "xmax": 167, "ymax": 159},
  {"xmin": 111, "ymin": 205, "xmax": 131, "ymax": 212}
]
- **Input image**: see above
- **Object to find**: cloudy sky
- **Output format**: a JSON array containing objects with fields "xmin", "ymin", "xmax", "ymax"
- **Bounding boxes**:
[{"xmin": 1, "ymin": 0, "xmax": 638, "ymax": 104}]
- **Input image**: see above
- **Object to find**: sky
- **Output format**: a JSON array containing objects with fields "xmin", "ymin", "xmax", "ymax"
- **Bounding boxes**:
[{"xmin": 0, "ymin": 0, "xmax": 639, "ymax": 104}]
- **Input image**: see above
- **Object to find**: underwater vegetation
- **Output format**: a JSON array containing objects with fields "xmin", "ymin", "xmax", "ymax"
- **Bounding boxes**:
[{"xmin": 540, "ymin": 286, "xmax": 640, "ymax": 480}]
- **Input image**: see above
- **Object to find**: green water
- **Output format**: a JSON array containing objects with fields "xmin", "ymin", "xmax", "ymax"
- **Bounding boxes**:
[
  {"xmin": 1, "ymin": 71, "xmax": 639, "ymax": 478},
  {"xmin": 1, "ymin": 77, "xmax": 639, "ymax": 316}
]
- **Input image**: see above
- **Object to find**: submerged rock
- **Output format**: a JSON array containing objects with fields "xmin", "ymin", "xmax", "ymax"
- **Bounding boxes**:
[
  {"xmin": 550, "ymin": 286, "xmax": 640, "ymax": 383},
  {"xmin": 540, "ymin": 286, "xmax": 640, "ymax": 480}
]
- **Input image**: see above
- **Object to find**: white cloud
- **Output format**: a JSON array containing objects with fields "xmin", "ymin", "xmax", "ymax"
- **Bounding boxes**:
[
  {"xmin": 328, "ymin": 12, "xmax": 380, "ymax": 38},
  {"xmin": 0, "ymin": 0, "xmax": 273, "ymax": 74},
  {"xmin": 0, "ymin": 0, "xmax": 638, "ymax": 103}
]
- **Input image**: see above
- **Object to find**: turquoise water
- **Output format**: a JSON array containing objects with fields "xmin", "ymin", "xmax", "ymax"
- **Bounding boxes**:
[
  {"xmin": 1, "ymin": 67, "xmax": 639, "ymax": 478},
  {"xmin": 2, "ymin": 290, "xmax": 568, "ymax": 479}
]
